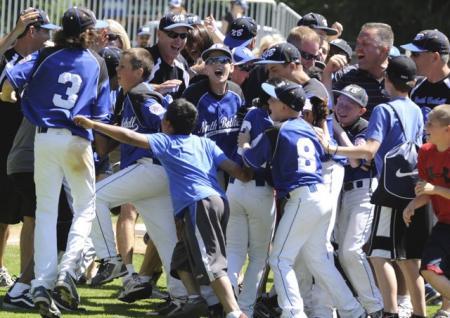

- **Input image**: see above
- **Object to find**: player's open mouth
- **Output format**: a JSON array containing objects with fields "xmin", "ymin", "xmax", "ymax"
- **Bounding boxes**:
[
  {"xmin": 357, "ymin": 54, "xmax": 365, "ymax": 60},
  {"xmin": 214, "ymin": 69, "xmax": 224, "ymax": 76}
]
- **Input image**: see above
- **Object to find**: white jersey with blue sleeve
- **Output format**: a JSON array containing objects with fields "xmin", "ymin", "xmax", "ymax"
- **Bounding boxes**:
[
  {"xmin": 6, "ymin": 47, "xmax": 111, "ymax": 140},
  {"xmin": 243, "ymin": 117, "xmax": 324, "ymax": 198}
]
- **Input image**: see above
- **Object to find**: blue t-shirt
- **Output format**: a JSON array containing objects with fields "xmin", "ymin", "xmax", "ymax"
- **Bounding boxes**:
[
  {"xmin": 6, "ymin": 47, "xmax": 111, "ymax": 141},
  {"xmin": 147, "ymin": 133, "xmax": 228, "ymax": 215},
  {"xmin": 243, "ymin": 117, "xmax": 324, "ymax": 198},
  {"xmin": 119, "ymin": 83, "xmax": 166, "ymax": 169},
  {"xmin": 366, "ymin": 97, "xmax": 423, "ymax": 177}
]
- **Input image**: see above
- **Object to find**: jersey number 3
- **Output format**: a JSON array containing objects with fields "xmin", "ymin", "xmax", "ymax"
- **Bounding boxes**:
[
  {"xmin": 297, "ymin": 138, "xmax": 317, "ymax": 173},
  {"xmin": 52, "ymin": 72, "xmax": 82, "ymax": 109}
]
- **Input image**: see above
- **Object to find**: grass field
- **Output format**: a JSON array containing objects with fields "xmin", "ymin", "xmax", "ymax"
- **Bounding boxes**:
[{"xmin": 0, "ymin": 245, "xmax": 442, "ymax": 317}]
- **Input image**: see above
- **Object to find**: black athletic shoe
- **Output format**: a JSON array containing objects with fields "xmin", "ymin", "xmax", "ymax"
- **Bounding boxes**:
[
  {"xmin": 32, "ymin": 286, "xmax": 61, "ymax": 318},
  {"xmin": 53, "ymin": 272, "xmax": 80, "ymax": 311},
  {"xmin": 118, "ymin": 273, "xmax": 152, "ymax": 303},
  {"xmin": 3, "ymin": 288, "xmax": 35, "ymax": 310},
  {"xmin": 90, "ymin": 256, "xmax": 127, "ymax": 287}
]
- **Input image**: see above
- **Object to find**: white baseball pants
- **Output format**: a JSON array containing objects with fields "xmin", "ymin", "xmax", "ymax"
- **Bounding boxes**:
[
  {"xmin": 90, "ymin": 157, "xmax": 186, "ymax": 298},
  {"xmin": 32, "ymin": 129, "xmax": 96, "ymax": 291},
  {"xmin": 226, "ymin": 179, "xmax": 276, "ymax": 317}
]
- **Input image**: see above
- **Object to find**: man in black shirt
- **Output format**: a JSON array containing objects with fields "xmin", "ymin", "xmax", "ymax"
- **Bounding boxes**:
[
  {"xmin": 323, "ymin": 23, "xmax": 393, "ymax": 119},
  {"xmin": 402, "ymin": 30, "xmax": 450, "ymax": 123},
  {"xmin": 146, "ymin": 13, "xmax": 192, "ymax": 99}
]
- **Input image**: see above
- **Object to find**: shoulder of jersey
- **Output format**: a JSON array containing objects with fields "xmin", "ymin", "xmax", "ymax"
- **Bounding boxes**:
[{"xmin": 129, "ymin": 82, "xmax": 164, "ymax": 104}]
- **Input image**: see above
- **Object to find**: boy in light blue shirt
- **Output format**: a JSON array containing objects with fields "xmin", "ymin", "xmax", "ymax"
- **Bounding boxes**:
[{"xmin": 74, "ymin": 99, "xmax": 251, "ymax": 318}]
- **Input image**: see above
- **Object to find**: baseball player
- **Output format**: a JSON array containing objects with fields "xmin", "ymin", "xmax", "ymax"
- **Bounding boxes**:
[
  {"xmin": 2, "ymin": 6, "xmax": 110, "ymax": 317},
  {"xmin": 88, "ymin": 48, "xmax": 188, "ymax": 304},
  {"xmin": 333, "ymin": 84, "xmax": 384, "ymax": 317},
  {"xmin": 226, "ymin": 88, "xmax": 276, "ymax": 317},
  {"xmin": 239, "ymin": 79, "xmax": 365, "ymax": 318}
]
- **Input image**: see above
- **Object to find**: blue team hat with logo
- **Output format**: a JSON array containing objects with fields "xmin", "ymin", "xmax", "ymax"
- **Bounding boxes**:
[
  {"xmin": 255, "ymin": 42, "xmax": 301, "ymax": 65},
  {"xmin": 232, "ymin": 0, "xmax": 249, "ymax": 10},
  {"xmin": 297, "ymin": 12, "xmax": 338, "ymax": 36},
  {"xmin": 201, "ymin": 43, "xmax": 232, "ymax": 61},
  {"xmin": 159, "ymin": 13, "xmax": 193, "ymax": 31},
  {"xmin": 18, "ymin": 8, "xmax": 59, "ymax": 30},
  {"xmin": 333, "ymin": 84, "xmax": 368, "ymax": 107},
  {"xmin": 62, "ymin": 7, "xmax": 108, "ymax": 36},
  {"xmin": 99, "ymin": 47, "xmax": 122, "ymax": 78},
  {"xmin": 262, "ymin": 80, "xmax": 306, "ymax": 112},
  {"xmin": 137, "ymin": 25, "xmax": 151, "ymax": 36},
  {"xmin": 401, "ymin": 29, "xmax": 450, "ymax": 54},
  {"xmin": 224, "ymin": 17, "xmax": 257, "ymax": 49},
  {"xmin": 232, "ymin": 46, "xmax": 260, "ymax": 65}
]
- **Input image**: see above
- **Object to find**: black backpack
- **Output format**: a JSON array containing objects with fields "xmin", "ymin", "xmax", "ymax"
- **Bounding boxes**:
[{"xmin": 370, "ymin": 103, "xmax": 421, "ymax": 209}]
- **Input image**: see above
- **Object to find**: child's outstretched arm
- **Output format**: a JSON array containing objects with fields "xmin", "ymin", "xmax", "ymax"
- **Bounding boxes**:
[
  {"xmin": 74, "ymin": 115, "xmax": 150, "ymax": 150},
  {"xmin": 415, "ymin": 180, "xmax": 450, "ymax": 200},
  {"xmin": 219, "ymin": 159, "xmax": 253, "ymax": 183}
]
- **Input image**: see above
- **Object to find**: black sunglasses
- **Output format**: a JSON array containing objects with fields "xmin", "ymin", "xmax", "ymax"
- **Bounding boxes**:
[
  {"xmin": 206, "ymin": 56, "xmax": 232, "ymax": 65},
  {"xmin": 164, "ymin": 30, "xmax": 188, "ymax": 40},
  {"xmin": 410, "ymin": 51, "xmax": 427, "ymax": 57},
  {"xmin": 300, "ymin": 50, "xmax": 319, "ymax": 61}
]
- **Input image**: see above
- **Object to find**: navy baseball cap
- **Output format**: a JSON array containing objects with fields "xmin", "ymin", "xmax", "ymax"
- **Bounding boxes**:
[
  {"xmin": 232, "ymin": 46, "xmax": 260, "ymax": 65},
  {"xmin": 21, "ymin": 9, "xmax": 59, "ymax": 30},
  {"xmin": 137, "ymin": 25, "xmax": 151, "ymax": 36},
  {"xmin": 159, "ymin": 13, "xmax": 192, "ymax": 31},
  {"xmin": 329, "ymin": 39, "xmax": 352, "ymax": 61},
  {"xmin": 62, "ymin": 7, "xmax": 108, "ymax": 36},
  {"xmin": 401, "ymin": 30, "xmax": 450, "ymax": 54},
  {"xmin": 297, "ymin": 12, "xmax": 338, "ymax": 36},
  {"xmin": 333, "ymin": 84, "xmax": 368, "ymax": 107},
  {"xmin": 386, "ymin": 55, "xmax": 417, "ymax": 87},
  {"xmin": 186, "ymin": 14, "xmax": 202, "ymax": 26},
  {"xmin": 99, "ymin": 47, "xmax": 122, "ymax": 78},
  {"xmin": 201, "ymin": 43, "xmax": 232, "ymax": 61},
  {"xmin": 169, "ymin": 0, "xmax": 183, "ymax": 8},
  {"xmin": 255, "ymin": 42, "xmax": 301, "ymax": 65},
  {"xmin": 262, "ymin": 80, "xmax": 306, "ymax": 112},
  {"xmin": 224, "ymin": 17, "xmax": 257, "ymax": 49}
]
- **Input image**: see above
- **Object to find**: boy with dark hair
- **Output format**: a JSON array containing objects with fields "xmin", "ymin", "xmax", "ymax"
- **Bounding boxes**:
[
  {"xmin": 403, "ymin": 104, "xmax": 450, "ymax": 317},
  {"xmin": 74, "ymin": 98, "xmax": 252, "ymax": 318}
]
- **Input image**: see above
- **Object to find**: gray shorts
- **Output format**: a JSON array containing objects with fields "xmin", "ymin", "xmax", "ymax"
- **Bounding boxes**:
[{"xmin": 170, "ymin": 195, "xmax": 229, "ymax": 285}]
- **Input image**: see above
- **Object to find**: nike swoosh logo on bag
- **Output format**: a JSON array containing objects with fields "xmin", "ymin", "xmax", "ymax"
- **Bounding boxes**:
[{"xmin": 395, "ymin": 169, "xmax": 418, "ymax": 178}]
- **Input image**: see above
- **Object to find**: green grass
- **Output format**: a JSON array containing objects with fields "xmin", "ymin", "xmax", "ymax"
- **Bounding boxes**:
[{"xmin": 0, "ymin": 245, "xmax": 442, "ymax": 317}]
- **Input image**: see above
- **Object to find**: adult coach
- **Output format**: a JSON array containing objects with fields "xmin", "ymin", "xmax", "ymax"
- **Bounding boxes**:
[
  {"xmin": 146, "ymin": 13, "xmax": 192, "ymax": 98},
  {"xmin": 2, "ymin": 6, "xmax": 110, "ymax": 317}
]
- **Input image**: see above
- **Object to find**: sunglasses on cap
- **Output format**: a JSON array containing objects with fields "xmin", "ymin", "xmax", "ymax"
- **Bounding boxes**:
[
  {"xmin": 163, "ymin": 30, "xmax": 188, "ymax": 40},
  {"xmin": 300, "ymin": 50, "xmax": 319, "ymax": 61},
  {"xmin": 206, "ymin": 56, "xmax": 232, "ymax": 65}
]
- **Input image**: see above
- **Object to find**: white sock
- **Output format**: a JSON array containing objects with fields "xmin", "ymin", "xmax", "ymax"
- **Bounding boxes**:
[
  {"xmin": 125, "ymin": 264, "xmax": 135, "ymax": 276},
  {"xmin": 398, "ymin": 294, "xmax": 412, "ymax": 307},
  {"xmin": 226, "ymin": 310, "xmax": 243, "ymax": 318},
  {"xmin": 8, "ymin": 282, "xmax": 30, "ymax": 297}
]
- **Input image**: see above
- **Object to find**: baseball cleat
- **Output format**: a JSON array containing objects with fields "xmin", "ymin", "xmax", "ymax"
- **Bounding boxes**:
[
  {"xmin": 32, "ymin": 286, "xmax": 61, "ymax": 318},
  {"xmin": 118, "ymin": 273, "xmax": 152, "ymax": 303},
  {"xmin": 90, "ymin": 256, "xmax": 127, "ymax": 286},
  {"xmin": 3, "ymin": 288, "xmax": 35, "ymax": 310},
  {"xmin": 53, "ymin": 271, "xmax": 80, "ymax": 311}
]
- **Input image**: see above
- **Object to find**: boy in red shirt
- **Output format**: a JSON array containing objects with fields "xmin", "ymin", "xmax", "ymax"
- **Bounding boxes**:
[{"xmin": 403, "ymin": 104, "xmax": 450, "ymax": 308}]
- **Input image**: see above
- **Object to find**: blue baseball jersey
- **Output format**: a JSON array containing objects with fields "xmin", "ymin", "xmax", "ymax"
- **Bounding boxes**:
[
  {"xmin": 147, "ymin": 133, "xmax": 227, "ymax": 215},
  {"xmin": 182, "ymin": 79, "xmax": 245, "ymax": 159},
  {"xmin": 238, "ymin": 107, "xmax": 273, "ymax": 181},
  {"xmin": 243, "ymin": 117, "xmax": 324, "ymax": 198},
  {"xmin": 119, "ymin": 83, "xmax": 166, "ymax": 169},
  {"xmin": 366, "ymin": 97, "xmax": 423, "ymax": 177},
  {"xmin": 341, "ymin": 118, "xmax": 373, "ymax": 182},
  {"xmin": 6, "ymin": 47, "xmax": 111, "ymax": 141}
]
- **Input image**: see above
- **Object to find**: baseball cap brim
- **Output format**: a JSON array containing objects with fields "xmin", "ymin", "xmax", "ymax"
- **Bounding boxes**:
[
  {"xmin": 312, "ymin": 26, "xmax": 338, "ymax": 36},
  {"xmin": 400, "ymin": 43, "xmax": 428, "ymax": 53},
  {"xmin": 254, "ymin": 59, "xmax": 285, "ymax": 65},
  {"xmin": 261, "ymin": 83, "xmax": 278, "ymax": 100},
  {"xmin": 332, "ymin": 90, "xmax": 365, "ymax": 107},
  {"xmin": 40, "ymin": 23, "xmax": 60, "ymax": 30},
  {"xmin": 94, "ymin": 20, "xmax": 109, "ymax": 29},
  {"xmin": 201, "ymin": 47, "xmax": 232, "ymax": 61},
  {"xmin": 234, "ymin": 57, "xmax": 261, "ymax": 65},
  {"xmin": 163, "ymin": 23, "xmax": 193, "ymax": 30},
  {"xmin": 224, "ymin": 36, "xmax": 252, "ymax": 49}
]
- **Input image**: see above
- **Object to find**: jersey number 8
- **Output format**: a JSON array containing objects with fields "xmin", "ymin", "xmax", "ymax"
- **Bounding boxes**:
[
  {"xmin": 297, "ymin": 138, "xmax": 317, "ymax": 173},
  {"xmin": 52, "ymin": 72, "xmax": 82, "ymax": 109}
]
